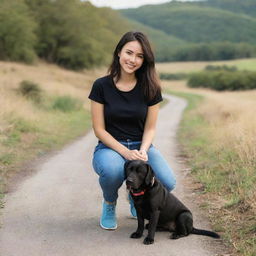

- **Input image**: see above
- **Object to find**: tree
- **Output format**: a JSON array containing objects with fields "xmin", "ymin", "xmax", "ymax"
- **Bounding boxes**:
[{"xmin": 0, "ymin": 0, "xmax": 37, "ymax": 63}]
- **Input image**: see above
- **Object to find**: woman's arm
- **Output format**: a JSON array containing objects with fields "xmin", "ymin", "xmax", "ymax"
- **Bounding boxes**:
[
  {"xmin": 139, "ymin": 103, "xmax": 160, "ymax": 160},
  {"xmin": 91, "ymin": 100, "xmax": 146, "ymax": 161}
]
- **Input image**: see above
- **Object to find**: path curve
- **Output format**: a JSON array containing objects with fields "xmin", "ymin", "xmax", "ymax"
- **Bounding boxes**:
[{"xmin": 0, "ymin": 94, "xmax": 225, "ymax": 256}]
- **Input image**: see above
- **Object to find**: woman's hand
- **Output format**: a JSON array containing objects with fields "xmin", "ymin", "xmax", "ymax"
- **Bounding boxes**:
[
  {"xmin": 122, "ymin": 149, "xmax": 147, "ymax": 161},
  {"xmin": 138, "ymin": 149, "xmax": 148, "ymax": 162}
]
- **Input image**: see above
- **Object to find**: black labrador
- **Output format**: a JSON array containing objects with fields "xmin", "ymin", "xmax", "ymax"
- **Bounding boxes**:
[{"xmin": 125, "ymin": 160, "xmax": 220, "ymax": 245}]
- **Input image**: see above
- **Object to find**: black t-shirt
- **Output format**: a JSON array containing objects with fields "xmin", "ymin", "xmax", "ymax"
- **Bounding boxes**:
[{"xmin": 88, "ymin": 75, "xmax": 163, "ymax": 141}]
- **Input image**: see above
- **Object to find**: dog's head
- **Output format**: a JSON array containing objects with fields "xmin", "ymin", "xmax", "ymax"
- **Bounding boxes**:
[{"xmin": 124, "ymin": 160, "xmax": 155, "ymax": 193}]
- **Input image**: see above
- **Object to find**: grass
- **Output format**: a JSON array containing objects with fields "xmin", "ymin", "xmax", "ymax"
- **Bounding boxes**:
[
  {"xmin": 0, "ymin": 109, "xmax": 91, "ymax": 192},
  {"xmin": 1, "ymin": 58, "xmax": 255, "ymax": 255},
  {"xmin": 165, "ymin": 88, "xmax": 256, "ymax": 256},
  {"xmin": 156, "ymin": 58, "xmax": 256, "ymax": 74},
  {"xmin": 0, "ymin": 60, "xmax": 104, "ymax": 197}
]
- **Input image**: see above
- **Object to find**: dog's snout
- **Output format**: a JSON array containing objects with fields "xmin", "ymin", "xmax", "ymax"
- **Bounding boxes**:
[{"xmin": 126, "ymin": 176, "xmax": 133, "ymax": 184}]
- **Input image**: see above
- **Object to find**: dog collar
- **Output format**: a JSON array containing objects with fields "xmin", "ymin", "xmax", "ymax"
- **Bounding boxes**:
[{"xmin": 131, "ymin": 190, "xmax": 146, "ymax": 196}]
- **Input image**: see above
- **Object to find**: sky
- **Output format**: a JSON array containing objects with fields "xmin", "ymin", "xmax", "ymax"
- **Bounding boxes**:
[{"xmin": 88, "ymin": 0, "xmax": 197, "ymax": 9}]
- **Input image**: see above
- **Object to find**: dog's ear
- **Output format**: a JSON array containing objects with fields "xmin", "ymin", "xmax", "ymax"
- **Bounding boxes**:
[
  {"xmin": 145, "ymin": 163, "xmax": 155, "ymax": 186},
  {"xmin": 124, "ymin": 160, "xmax": 131, "ymax": 170},
  {"xmin": 124, "ymin": 160, "xmax": 132, "ymax": 179}
]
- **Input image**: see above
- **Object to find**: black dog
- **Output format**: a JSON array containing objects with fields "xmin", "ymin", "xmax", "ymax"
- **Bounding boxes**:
[{"xmin": 125, "ymin": 160, "xmax": 220, "ymax": 245}]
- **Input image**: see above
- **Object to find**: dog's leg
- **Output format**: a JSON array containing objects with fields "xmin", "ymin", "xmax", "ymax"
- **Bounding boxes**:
[
  {"xmin": 144, "ymin": 210, "xmax": 160, "ymax": 245},
  {"xmin": 130, "ymin": 207, "xmax": 144, "ymax": 239},
  {"xmin": 171, "ymin": 212, "xmax": 193, "ymax": 239}
]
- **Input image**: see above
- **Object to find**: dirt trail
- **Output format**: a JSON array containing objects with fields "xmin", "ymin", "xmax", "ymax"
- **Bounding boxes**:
[{"xmin": 0, "ymin": 94, "xmax": 227, "ymax": 256}]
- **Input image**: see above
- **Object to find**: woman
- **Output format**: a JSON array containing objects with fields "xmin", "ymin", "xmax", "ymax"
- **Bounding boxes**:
[{"xmin": 88, "ymin": 31, "xmax": 176, "ymax": 230}]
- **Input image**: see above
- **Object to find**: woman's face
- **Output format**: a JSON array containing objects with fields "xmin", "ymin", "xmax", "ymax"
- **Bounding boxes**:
[{"xmin": 118, "ymin": 40, "xmax": 144, "ymax": 76}]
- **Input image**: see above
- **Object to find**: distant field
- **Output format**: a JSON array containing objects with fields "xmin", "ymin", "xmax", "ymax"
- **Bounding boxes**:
[{"xmin": 156, "ymin": 58, "xmax": 256, "ymax": 73}]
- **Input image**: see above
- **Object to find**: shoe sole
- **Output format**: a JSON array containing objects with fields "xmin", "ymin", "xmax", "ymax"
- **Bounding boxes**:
[{"xmin": 100, "ymin": 221, "xmax": 117, "ymax": 230}]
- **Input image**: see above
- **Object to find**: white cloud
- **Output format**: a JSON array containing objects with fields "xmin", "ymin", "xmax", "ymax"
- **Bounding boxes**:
[{"xmin": 88, "ymin": 0, "xmax": 175, "ymax": 9}]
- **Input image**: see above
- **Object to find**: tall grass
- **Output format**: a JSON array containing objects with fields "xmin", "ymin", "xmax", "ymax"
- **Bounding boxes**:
[
  {"xmin": 0, "ymin": 60, "xmax": 103, "ymax": 196},
  {"xmin": 167, "ymin": 88, "xmax": 256, "ymax": 256}
]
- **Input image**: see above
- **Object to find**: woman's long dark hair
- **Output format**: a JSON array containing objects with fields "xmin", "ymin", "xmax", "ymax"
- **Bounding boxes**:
[{"xmin": 108, "ymin": 31, "xmax": 161, "ymax": 101}]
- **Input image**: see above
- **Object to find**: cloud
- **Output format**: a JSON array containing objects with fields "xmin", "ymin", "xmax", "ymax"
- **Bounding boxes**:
[{"xmin": 88, "ymin": 0, "xmax": 173, "ymax": 9}]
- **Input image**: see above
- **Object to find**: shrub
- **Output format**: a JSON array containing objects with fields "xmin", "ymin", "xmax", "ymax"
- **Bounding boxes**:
[
  {"xmin": 188, "ymin": 71, "xmax": 256, "ymax": 91},
  {"xmin": 18, "ymin": 80, "xmax": 42, "ymax": 102},
  {"xmin": 204, "ymin": 65, "xmax": 237, "ymax": 72},
  {"xmin": 160, "ymin": 73, "xmax": 188, "ymax": 80},
  {"xmin": 51, "ymin": 96, "xmax": 82, "ymax": 112}
]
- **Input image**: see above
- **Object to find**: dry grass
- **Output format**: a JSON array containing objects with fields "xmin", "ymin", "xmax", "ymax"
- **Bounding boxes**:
[
  {"xmin": 162, "ymin": 78, "xmax": 256, "ymax": 255},
  {"xmin": 163, "ymin": 80, "xmax": 256, "ymax": 195},
  {"xmin": 0, "ymin": 60, "xmax": 106, "ymax": 193},
  {"xmin": 156, "ymin": 58, "xmax": 256, "ymax": 73},
  {"xmin": 0, "ymin": 60, "xmax": 106, "ymax": 117}
]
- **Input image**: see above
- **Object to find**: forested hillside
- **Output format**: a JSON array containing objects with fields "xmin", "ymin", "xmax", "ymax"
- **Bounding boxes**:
[
  {"xmin": 1, "ymin": 0, "xmax": 256, "ymax": 67},
  {"xmin": 0, "ymin": 0, "xmax": 185, "ymax": 68},
  {"xmin": 201, "ymin": 0, "xmax": 256, "ymax": 18},
  {"xmin": 122, "ymin": 2, "xmax": 256, "ymax": 43},
  {"xmin": 121, "ymin": 0, "xmax": 256, "ymax": 61},
  {"xmin": 0, "ymin": 0, "xmax": 131, "ymax": 69},
  {"xmin": 127, "ymin": 18, "xmax": 187, "ymax": 61}
]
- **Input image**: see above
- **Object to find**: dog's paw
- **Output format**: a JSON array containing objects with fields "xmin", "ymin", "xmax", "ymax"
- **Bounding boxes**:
[
  {"xmin": 130, "ymin": 232, "xmax": 143, "ymax": 239},
  {"xmin": 170, "ymin": 233, "xmax": 183, "ymax": 240},
  {"xmin": 143, "ymin": 237, "xmax": 154, "ymax": 245}
]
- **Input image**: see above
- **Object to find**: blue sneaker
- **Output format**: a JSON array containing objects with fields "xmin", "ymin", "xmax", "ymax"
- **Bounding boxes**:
[
  {"xmin": 100, "ymin": 201, "xmax": 117, "ymax": 230},
  {"xmin": 128, "ymin": 194, "xmax": 137, "ymax": 218}
]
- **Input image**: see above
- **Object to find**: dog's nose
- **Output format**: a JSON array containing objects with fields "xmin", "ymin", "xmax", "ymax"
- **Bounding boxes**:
[{"xmin": 126, "ymin": 176, "xmax": 133, "ymax": 184}]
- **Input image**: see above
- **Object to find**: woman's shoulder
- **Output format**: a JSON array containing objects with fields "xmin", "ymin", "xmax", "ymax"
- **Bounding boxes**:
[{"xmin": 93, "ymin": 75, "xmax": 112, "ymax": 86}]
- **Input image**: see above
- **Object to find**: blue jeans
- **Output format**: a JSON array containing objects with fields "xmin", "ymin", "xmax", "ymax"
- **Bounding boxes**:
[{"xmin": 92, "ymin": 140, "xmax": 176, "ymax": 203}]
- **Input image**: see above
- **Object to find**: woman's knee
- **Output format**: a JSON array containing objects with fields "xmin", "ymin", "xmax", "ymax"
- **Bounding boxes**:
[
  {"xmin": 147, "ymin": 146, "xmax": 176, "ymax": 191},
  {"xmin": 165, "ymin": 178, "xmax": 176, "ymax": 191},
  {"xmin": 92, "ymin": 149, "xmax": 125, "ymax": 175},
  {"xmin": 93, "ymin": 149, "xmax": 125, "ymax": 180}
]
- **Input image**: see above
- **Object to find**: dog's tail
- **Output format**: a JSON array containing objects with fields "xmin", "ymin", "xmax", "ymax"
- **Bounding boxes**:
[{"xmin": 191, "ymin": 228, "xmax": 220, "ymax": 238}]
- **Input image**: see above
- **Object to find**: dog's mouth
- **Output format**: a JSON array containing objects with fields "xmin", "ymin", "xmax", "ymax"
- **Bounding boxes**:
[
  {"xmin": 129, "ymin": 188, "xmax": 146, "ymax": 196},
  {"xmin": 126, "ymin": 185, "xmax": 144, "ymax": 195},
  {"xmin": 126, "ymin": 184, "xmax": 138, "ymax": 192},
  {"xmin": 126, "ymin": 184, "xmax": 132, "ymax": 191}
]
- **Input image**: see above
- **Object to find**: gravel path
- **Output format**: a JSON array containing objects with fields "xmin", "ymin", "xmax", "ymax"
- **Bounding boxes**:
[{"xmin": 0, "ymin": 94, "xmax": 226, "ymax": 256}]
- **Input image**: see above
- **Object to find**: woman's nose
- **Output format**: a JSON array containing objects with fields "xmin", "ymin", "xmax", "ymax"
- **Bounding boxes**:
[{"xmin": 129, "ymin": 55, "xmax": 136, "ymax": 63}]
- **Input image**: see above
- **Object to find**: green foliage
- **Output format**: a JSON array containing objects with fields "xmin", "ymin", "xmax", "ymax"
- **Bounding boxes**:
[
  {"xmin": 126, "ymin": 18, "xmax": 187, "ymax": 62},
  {"xmin": 121, "ymin": 1, "xmax": 256, "ymax": 61},
  {"xmin": 25, "ymin": 0, "xmax": 130, "ymax": 69},
  {"xmin": 51, "ymin": 96, "xmax": 82, "ymax": 112},
  {"xmin": 188, "ymin": 70, "xmax": 256, "ymax": 91},
  {"xmin": 2, "ymin": 0, "xmax": 256, "ymax": 67},
  {"xmin": 18, "ymin": 80, "xmax": 42, "ymax": 102},
  {"xmin": 204, "ymin": 65, "xmax": 237, "ymax": 72},
  {"xmin": 171, "ymin": 42, "xmax": 256, "ymax": 61},
  {"xmin": 0, "ymin": 0, "xmax": 37, "ymax": 63},
  {"xmin": 160, "ymin": 73, "xmax": 188, "ymax": 80},
  {"xmin": 122, "ymin": 3, "xmax": 256, "ymax": 44},
  {"xmin": 203, "ymin": 0, "xmax": 256, "ymax": 18},
  {"xmin": 0, "ymin": 153, "xmax": 15, "ymax": 165}
]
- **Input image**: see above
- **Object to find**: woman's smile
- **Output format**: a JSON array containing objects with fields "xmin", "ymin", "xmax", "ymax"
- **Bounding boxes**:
[{"xmin": 118, "ymin": 40, "xmax": 144, "ymax": 75}]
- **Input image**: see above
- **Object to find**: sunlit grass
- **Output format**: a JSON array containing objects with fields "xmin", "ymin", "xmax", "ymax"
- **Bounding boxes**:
[
  {"xmin": 156, "ymin": 58, "xmax": 256, "ymax": 74},
  {"xmin": 166, "ymin": 86, "xmax": 256, "ymax": 256},
  {"xmin": 0, "ymin": 60, "xmax": 104, "ymax": 194}
]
